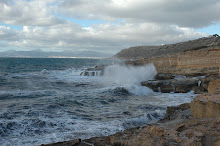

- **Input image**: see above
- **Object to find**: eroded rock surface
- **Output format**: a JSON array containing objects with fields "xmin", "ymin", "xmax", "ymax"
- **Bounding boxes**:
[
  {"xmin": 208, "ymin": 79, "xmax": 220, "ymax": 94},
  {"xmin": 115, "ymin": 36, "xmax": 220, "ymax": 60},
  {"xmin": 126, "ymin": 46, "xmax": 220, "ymax": 76},
  {"xmin": 120, "ymin": 36, "xmax": 220, "ymax": 76},
  {"xmin": 190, "ymin": 93, "xmax": 220, "ymax": 118}
]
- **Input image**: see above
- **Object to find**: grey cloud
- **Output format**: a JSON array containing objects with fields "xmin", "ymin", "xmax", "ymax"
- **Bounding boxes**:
[
  {"xmin": 59, "ymin": 0, "xmax": 220, "ymax": 28},
  {"xmin": 0, "ymin": 22, "xmax": 208, "ymax": 53},
  {"xmin": 0, "ymin": 0, "xmax": 65, "ymax": 26},
  {"xmin": 0, "ymin": 0, "xmax": 213, "ymax": 53},
  {"xmin": 0, "ymin": 26, "xmax": 19, "ymax": 41}
]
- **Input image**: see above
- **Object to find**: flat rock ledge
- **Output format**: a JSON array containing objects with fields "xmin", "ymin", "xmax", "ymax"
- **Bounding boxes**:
[
  {"xmin": 141, "ymin": 78, "xmax": 199, "ymax": 93},
  {"xmin": 141, "ymin": 74, "xmax": 219, "ymax": 94}
]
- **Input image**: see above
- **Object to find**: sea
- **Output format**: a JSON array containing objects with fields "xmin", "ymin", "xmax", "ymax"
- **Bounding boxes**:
[{"xmin": 0, "ymin": 58, "xmax": 196, "ymax": 146}]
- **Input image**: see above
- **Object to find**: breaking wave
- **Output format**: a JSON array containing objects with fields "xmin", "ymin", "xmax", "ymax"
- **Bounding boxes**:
[{"xmin": 103, "ymin": 63, "xmax": 157, "ymax": 95}]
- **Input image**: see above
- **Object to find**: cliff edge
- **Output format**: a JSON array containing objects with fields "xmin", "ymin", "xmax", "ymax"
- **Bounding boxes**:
[
  {"xmin": 115, "ymin": 35, "xmax": 220, "ymax": 60},
  {"xmin": 115, "ymin": 35, "xmax": 220, "ymax": 76}
]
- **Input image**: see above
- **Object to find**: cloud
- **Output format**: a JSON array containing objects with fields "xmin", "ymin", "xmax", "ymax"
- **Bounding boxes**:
[
  {"xmin": 0, "ymin": 0, "xmax": 217, "ymax": 53},
  {"xmin": 0, "ymin": 0, "xmax": 65, "ymax": 26},
  {"xmin": 0, "ymin": 22, "xmax": 207, "ymax": 53},
  {"xmin": 59, "ymin": 0, "xmax": 220, "ymax": 28},
  {"xmin": 0, "ymin": 25, "xmax": 19, "ymax": 41}
]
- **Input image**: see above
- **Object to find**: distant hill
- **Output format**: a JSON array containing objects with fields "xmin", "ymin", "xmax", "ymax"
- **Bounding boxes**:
[
  {"xmin": 0, "ymin": 50, "xmax": 113, "ymax": 58},
  {"xmin": 114, "ymin": 35, "xmax": 220, "ymax": 59}
]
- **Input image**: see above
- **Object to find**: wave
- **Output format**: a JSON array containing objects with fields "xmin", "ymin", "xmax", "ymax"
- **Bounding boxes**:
[
  {"xmin": 0, "ymin": 90, "xmax": 58, "ymax": 100},
  {"xmin": 103, "ymin": 63, "xmax": 157, "ymax": 95},
  {"xmin": 0, "ymin": 109, "xmax": 164, "ymax": 146}
]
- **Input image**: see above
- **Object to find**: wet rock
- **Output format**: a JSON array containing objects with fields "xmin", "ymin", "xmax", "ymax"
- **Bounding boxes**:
[
  {"xmin": 141, "ymin": 78, "xmax": 199, "ymax": 93},
  {"xmin": 190, "ymin": 93, "xmax": 220, "ymax": 118},
  {"xmin": 160, "ymin": 103, "xmax": 193, "ymax": 122},
  {"xmin": 192, "ymin": 86, "xmax": 206, "ymax": 94},
  {"xmin": 80, "ymin": 71, "xmax": 102, "ymax": 76},
  {"xmin": 155, "ymin": 73, "xmax": 175, "ymax": 80},
  {"xmin": 80, "ymin": 65, "xmax": 105, "ymax": 76},
  {"xmin": 199, "ymin": 76, "xmax": 219, "ymax": 92}
]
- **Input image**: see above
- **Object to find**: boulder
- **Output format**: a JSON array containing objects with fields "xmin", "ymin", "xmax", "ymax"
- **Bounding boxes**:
[
  {"xmin": 208, "ymin": 79, "xmax": 220, "ymax": 94},
  {"xmin": 141, "ymin": 78, "xmax": 199, "ymax": 93},
  {"xmin": 190, "ymin": 93, "xmax": 220, "ymax": 118},
  {"xmin": 160, "ymin": 103, "xmax": 193, "ymax": 122},
  {"xmin": 80, "ymin": 65, "xmax": 105, "ymax": 76}
]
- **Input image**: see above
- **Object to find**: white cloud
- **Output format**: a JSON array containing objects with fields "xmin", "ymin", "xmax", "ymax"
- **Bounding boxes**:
[
  {"xmin": 0, "ymin": 22, "xmax": 208, "ymax": 53},
  {"xmin": 0, "ymin": 0, "xmax": 64, "ymax": 26},
  {"xmin": 0, "ymin": 25, "xmax": 19, "ymax": 41},
  {"xmin": 0, "ymin": 0, "xmax": 217, "ymax": 53}
]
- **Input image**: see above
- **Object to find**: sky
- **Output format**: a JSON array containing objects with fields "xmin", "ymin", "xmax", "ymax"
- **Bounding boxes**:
[{"xmin": 0, "ymin": 0, "xmax": 220, "ymax": 54}]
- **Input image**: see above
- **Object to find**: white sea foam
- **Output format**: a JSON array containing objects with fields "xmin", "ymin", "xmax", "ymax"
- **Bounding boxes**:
[
  {"xmin": 0, "ymin": 110, "xmax": 164, "ymax": 146},
  {"xmin": 103, "ymin": 63, "xmax": 157, "ymax": 95}
]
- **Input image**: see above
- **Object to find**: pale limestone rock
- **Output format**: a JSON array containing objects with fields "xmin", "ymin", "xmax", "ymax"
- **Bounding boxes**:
[
  {"xmin": 190, "ymin": 93, "xmax": 220, "ymax": 118},
  {"xmin": 208, "ymin": 79, "xmax": 220, "ymax": 94}
]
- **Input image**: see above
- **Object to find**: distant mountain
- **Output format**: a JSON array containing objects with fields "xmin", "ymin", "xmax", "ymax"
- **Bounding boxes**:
[{"xmin": 0, "ymin": 50, "xmax": 113, "ymax": 58}]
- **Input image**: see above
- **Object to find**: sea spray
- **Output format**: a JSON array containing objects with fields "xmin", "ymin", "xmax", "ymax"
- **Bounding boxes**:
[{"xmin": 103, "ymin": 63, "xmax": 157, "ymax": 95}]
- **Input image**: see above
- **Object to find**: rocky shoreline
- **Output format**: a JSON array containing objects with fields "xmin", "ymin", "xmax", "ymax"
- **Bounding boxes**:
[
  {"xmin": 42, "ymin": 36, "xmax": 220, "ymax": 146},
  {"xmin": 42, "ymin": 74, "xmax": 220, "ymax": 146},
  {"xmin": 42, "ymin": 92, "xmax": 220, "ymax": 146}
]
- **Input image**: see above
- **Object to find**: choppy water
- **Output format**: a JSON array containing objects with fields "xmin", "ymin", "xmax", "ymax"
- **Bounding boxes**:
[{"xmin": 0, "ymin": 58, "xmax": 196, "ymax": 146}]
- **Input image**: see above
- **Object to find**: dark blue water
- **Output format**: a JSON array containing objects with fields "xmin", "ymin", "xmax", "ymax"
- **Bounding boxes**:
[
  {"xmin": 0, "ymin": 58, "xmax": 112, "ymax": 73},
  {"xmin": 0, "ymin": 58, "xmax": 195, "ymax": 146}
]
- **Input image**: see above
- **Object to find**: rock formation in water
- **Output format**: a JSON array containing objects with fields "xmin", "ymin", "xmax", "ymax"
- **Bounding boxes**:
[{"xmin": 80, "ymin": 65, "xmax": 105, "ymax": 76}]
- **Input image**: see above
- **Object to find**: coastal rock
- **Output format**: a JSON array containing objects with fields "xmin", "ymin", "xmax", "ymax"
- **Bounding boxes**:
[
  {"xmin": 141, "ymin": 78, "xmax": 199, "ymax": 93},
  {"xmin": 190, "ymin": 93, "xmax": 220, "ymax": 118},
  {"xmin": 160, "ymin": 103, "xmax": 193, "ymax": 122},
  {"xmin": 127, "ymin": 46, "xmax": 220, "ymax": 76},
  {"xmin": 208, "ymin": 79, "xmax": 220, "ymax": 94},
  {"xmin": 115, "ymin": 36, "xmax": 220, "ymax": 60},
  {"xmin": 155, "ymin": 73, "xmax": 175, "ymax": 80},
  {"xmin": 120, "ymin": 36, "xmax": 220, "ymax": 76},
  {"xmin": 43, "ymin": 103, "xmax": 220, "ymax": 146},
  {"xmin": 80, "ymin": 65, "xmax": 105, "ymax": 76},
  {"xmin": 83, "ymin": 103, "xmax": 220, "ymax": 146}
]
